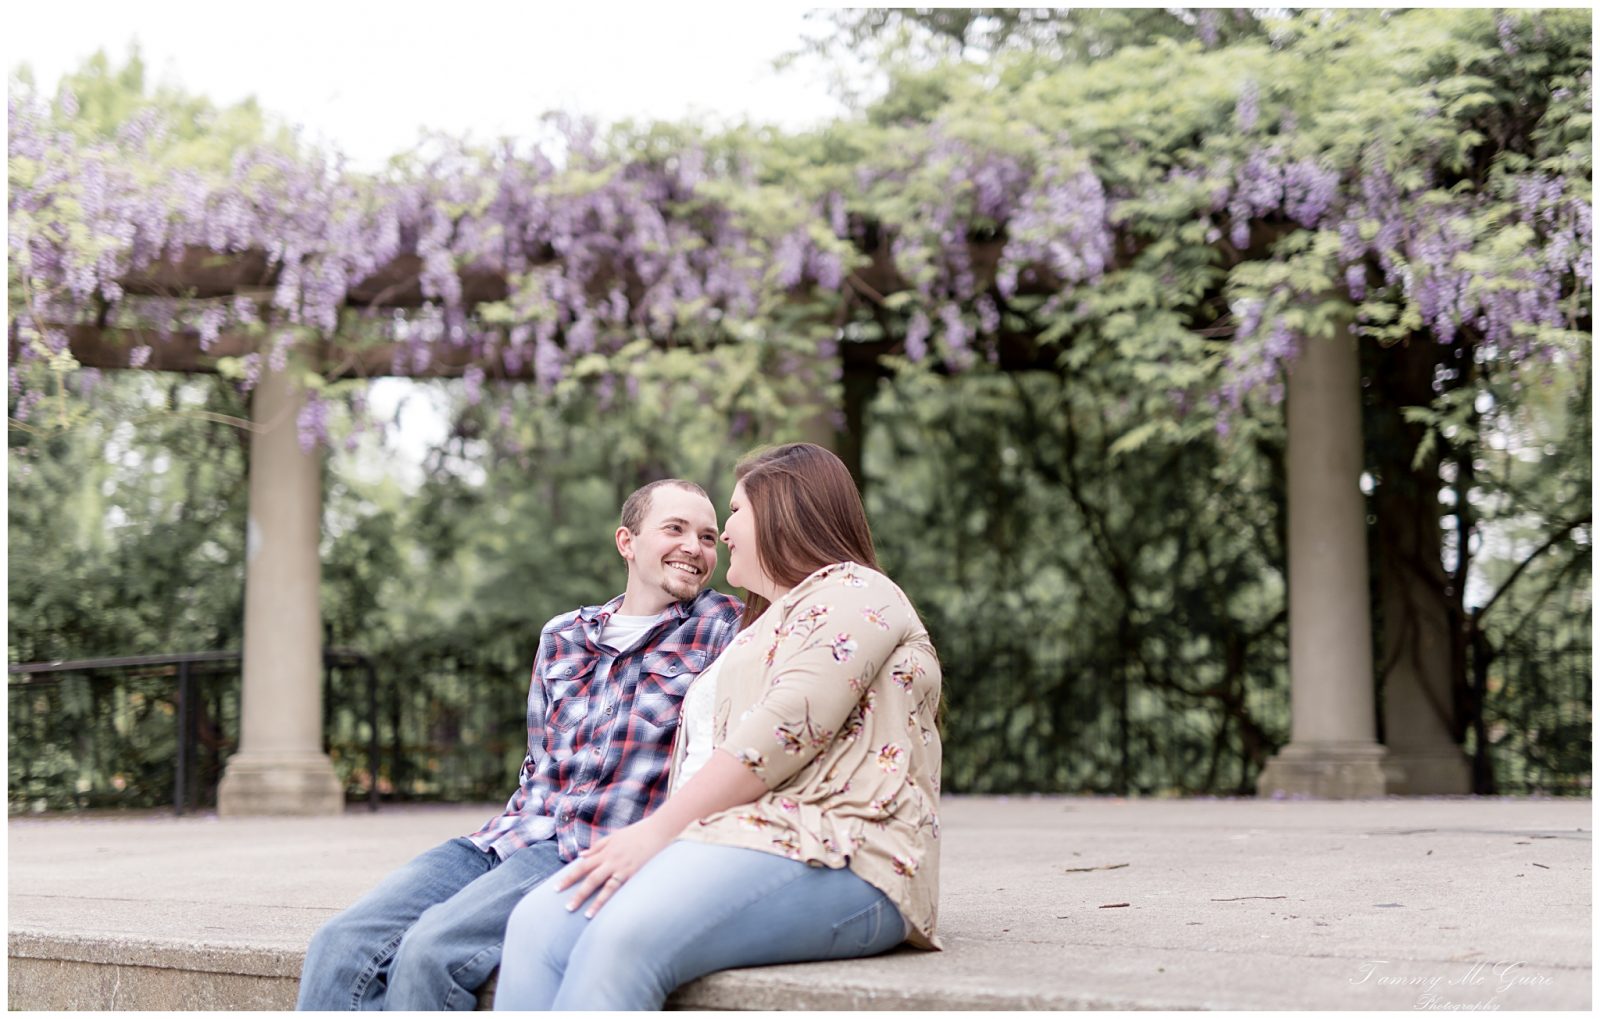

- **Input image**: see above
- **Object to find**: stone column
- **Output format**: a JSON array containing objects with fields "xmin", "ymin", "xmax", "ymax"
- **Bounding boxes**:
[
  {"xmin": 1257, "ymin": 316, "xmax": 1388, "ymax": 798},
  {"xmin": 217, "ymin": 367, "xmax": 344, "ymax": 815}
]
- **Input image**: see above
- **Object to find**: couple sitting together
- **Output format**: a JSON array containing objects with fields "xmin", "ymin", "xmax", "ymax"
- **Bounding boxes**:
[{"xmin": 296, "ymin": 442, "xmax": 943, "ymax": 1011}]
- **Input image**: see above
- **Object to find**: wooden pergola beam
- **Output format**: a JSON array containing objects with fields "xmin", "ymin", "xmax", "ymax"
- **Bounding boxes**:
[
  {"xmin": 12, "ymin": 228, "xmax": 1093, "ymax": 385},
  {"xmin": 111, "ymin": 246, "xmax": 508, "ymax": 307},
  {"xmin": 40, "ymin": 325, "xmax": 530, "ymax": 381},
  {"xmin": 33, "ymin": 319, "xmax": 1065, "ymax": 383}
]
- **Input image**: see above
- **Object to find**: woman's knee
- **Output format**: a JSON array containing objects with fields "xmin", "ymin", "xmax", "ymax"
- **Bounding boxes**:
[
  {"xmin": 574, "ymin": 912, "xmax": 651, "ymax": 962},
  {"xmin": 503, "ymin": 884, "xmax": 563, "ymax": 953},
  {"xmin": 564, "ymin": 899, "xmax": 682, "ymax": 983},
  {"xmin": 556, "ymin": 917, "xmax": 676, "ymax": 1010}
]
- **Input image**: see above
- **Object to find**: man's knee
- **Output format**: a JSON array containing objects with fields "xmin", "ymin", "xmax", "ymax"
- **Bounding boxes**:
[
  {"xmin": 297, "ymin": 912, "xmax": 378, "ymax": 1010},
  {"xmin": 385, "ymin": 911, "xmax": 500, "ymax": 1012},
  {"xmin": 387, "ymin": 897, "xmax": 485, "ymax": 983},
  {"xmin": 387, "ymin": 917, "xmax": 443, "ymax": 981},
  {"xmin": 302, "ymin": 908, "xmax": 361, "ymax": 973},
  {"xmin": 302, "ymin": 918, "xmax": 334, "ymax": 964}
]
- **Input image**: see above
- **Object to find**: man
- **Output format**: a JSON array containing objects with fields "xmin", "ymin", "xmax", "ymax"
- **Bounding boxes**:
[{"xmin": 296, "ymin": 479, "xmax": 741, "ymax": 1011}]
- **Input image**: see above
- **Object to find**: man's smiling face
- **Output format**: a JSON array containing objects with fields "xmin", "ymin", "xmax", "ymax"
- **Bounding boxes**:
[{"xmin": 616, "ymin": 484, "xmax": 719, "ymax": 614}]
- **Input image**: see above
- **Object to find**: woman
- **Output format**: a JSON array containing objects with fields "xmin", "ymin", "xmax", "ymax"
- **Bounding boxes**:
[{"xmin": 493, "ymin": 442, "xmax": 942, "ymax": 1010}]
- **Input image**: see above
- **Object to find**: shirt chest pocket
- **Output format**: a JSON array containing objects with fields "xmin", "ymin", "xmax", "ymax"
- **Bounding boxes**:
[
  {"xmin": 545, "ymin": 660, "xmax": 597, "ymax": 733},
  {"xmin": 632, "ymin": 650, "xmax": 708, "ymax": 728}
]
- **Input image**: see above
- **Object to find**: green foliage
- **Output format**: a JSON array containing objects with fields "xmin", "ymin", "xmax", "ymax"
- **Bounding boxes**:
[
  {"xmin": 1463, "ymin": 346, "xmax": 1592, "ymax": 794},
  {"xmin": 8, "ymin": 374, "xmax": 250, "ymax": 810},
  {"xmin": 37, "ymin": 46, "xmax": 296, "ymax": 159},
  {"xmin": 869, "ymin": 368, "xmax": 1289, "ymax": 794},
  {"xmin": 804, "ymin": 8, "xmax": 1266, "ymax": 76},
  {"xmin": 8, "ymin": 375, "xmax": 250, "ymax": 663}
]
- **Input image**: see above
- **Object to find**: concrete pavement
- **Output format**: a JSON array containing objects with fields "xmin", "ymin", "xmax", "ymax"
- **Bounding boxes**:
[{"xmin": 7, "ymin": 796, "xmax": 1593, "ymax": 1009}]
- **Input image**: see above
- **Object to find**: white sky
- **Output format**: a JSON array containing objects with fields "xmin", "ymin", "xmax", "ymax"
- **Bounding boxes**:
[{"xmin": 5, "ymin": 1, "xmax": 849, "ymax": 170}]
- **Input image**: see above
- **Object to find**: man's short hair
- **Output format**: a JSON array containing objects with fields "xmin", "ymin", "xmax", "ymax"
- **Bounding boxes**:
[{"xmin": 620, "ymin": 479, "xmax": 711, "ymax": 534}]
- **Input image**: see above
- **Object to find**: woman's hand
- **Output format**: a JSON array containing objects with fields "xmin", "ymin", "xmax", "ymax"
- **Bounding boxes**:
[
  {"xmin": 555, "ymin": 814, "xmax": 678, "ymax": 917},
  {"xmin": 554, "ymin": 750, "xmax": 769, "ymax": 917}
]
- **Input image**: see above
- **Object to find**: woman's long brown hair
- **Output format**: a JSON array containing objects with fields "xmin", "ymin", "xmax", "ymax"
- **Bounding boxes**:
[{"xmin": 732, "ymin": 443, "xmax": 878, "ymax": 630}]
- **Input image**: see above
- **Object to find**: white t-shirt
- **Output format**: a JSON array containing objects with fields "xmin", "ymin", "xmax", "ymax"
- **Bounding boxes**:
[
  {"xmin": 599, "ymin": 612, "xmax": 665, "ymax": 653},
  {"xmin": 672, "ymin": 653, "xmax": 725, "ymax": 792}
]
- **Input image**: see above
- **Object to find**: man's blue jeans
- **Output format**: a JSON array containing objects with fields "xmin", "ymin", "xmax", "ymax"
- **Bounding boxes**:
[
  {"xmin": 296, "ymin": 837, "xmax": 565, "ymax": 1011},
  {"xmin": 491, "ymin": 841, "xmax": 907, "ymax": 1010}
]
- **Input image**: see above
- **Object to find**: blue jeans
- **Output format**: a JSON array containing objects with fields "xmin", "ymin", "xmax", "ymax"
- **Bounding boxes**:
[
  {"xmin": 296, "ymin": 837, "xmax": 565, "ymax": 1011},
  {"xmin": 492, "ymin": 841, "xmax": 907, "ymax": 1010}
]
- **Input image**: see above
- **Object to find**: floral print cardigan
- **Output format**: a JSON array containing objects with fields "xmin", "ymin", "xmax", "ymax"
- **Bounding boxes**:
[{"xmin": 675, "ymin": 561, "xmax": 943, "ymax": 949}]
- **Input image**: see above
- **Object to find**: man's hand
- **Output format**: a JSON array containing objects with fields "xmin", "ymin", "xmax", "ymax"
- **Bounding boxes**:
[{"xmin": 555, "ymin": 815, "xmax": 678, "ymax": 917}]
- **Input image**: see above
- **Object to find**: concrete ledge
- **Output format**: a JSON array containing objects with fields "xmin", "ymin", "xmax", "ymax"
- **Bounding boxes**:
[
  {"xmin": 9, "ymin": 798, "xmax": 1593, "ymax": 1010},
  {"xmin": 9, "ymin": 933, "xmax": 299, "ymax": 1010},
  {"xmin": 9, "ymin": 954, "xmax": 298, "ymax": 1011},
  {"xmin": 8, "ymin": 931, "xmax": 1156, "ymax": 1010},
  {"xmin": 10, "ymin": 931, "xmax": 302, "ymax": 976}
]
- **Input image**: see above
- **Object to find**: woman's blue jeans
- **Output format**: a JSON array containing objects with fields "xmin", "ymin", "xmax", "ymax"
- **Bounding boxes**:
[{"xmin": 492, "ymin": 840, "xmax": 906, "ymax": 1010}]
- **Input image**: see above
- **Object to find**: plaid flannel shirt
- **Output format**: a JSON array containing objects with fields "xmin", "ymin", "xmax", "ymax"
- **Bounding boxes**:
[{"xmin": 467, "ymin": 588, "xmax": 742, "ymax": 862}]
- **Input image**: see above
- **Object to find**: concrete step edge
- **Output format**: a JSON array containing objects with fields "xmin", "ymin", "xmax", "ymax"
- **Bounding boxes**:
[
  {"xmin": 671, "ymin": 967, "xmax": 1150, "ymax": 1011},
  {"xmin": 9, "ymin": 929, "xmax": 302, "ymax": 978},
  {"xmin": 9, "ymin": 929, "xmax": 1112, "ymax": 1011}
]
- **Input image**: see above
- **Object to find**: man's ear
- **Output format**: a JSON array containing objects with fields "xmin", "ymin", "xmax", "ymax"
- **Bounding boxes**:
[{"xmin": 615, "ymin": 526, "xmax": 635, "ymax": 562}]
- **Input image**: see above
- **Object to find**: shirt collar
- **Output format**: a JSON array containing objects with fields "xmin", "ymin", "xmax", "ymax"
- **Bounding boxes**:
[{"xmin": 577, "ymin": 592, "xmax": 695, "ymax": 630}]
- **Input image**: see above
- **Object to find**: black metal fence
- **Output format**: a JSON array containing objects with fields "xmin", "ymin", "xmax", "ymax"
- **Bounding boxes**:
[
  {"xmin": 1466, "ymin": 623, "xmax": 1592, "ymax": 796},
  {"xmin": 9, "ymin": 625, "xmax": 1588, "ymax": 813},
  {"xmin": 9, "ymin": 649, "xmax": 528, "ymax": 814},
  {"xmin": 9, "ymin": 652, "xmax": 242, "ymax": 813},
  {"xmin": 325, "ymin": 652, "xmax": 528, "ymax": 805},
  {"xmin": 930, "ymin": 610, "xmax": 1294, "ymax": 798},
  {"xmin": 8, "ymin": 650, "xmax": 378, "ymax": 814}
]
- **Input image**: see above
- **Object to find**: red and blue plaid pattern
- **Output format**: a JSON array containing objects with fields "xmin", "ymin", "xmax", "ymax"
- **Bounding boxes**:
[{"xmin": 467, "ymin": 588, "xmax": 742, "ymax": 862}]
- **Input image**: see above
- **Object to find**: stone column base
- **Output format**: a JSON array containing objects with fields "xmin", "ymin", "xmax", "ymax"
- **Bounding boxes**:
[
  {"xmin": 1257, "ymin": 741, "xmax": 1388, "ymax": 799},
  {"xmin": 217, "ymin": 752, "xmax": 345, "ymax": 816},
  {"xmin": 1381, "ymin": 747, "xmax": 1473, "ymax": 795}
]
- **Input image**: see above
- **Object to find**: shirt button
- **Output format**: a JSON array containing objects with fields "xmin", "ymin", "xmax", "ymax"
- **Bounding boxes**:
[
  {"xmin": 606, "ymin": 705, "xmax": 614, "ymax": 715},
  {"xmin": 593, "ymin": 747, "xmax": 602, "ymax": 757}
]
